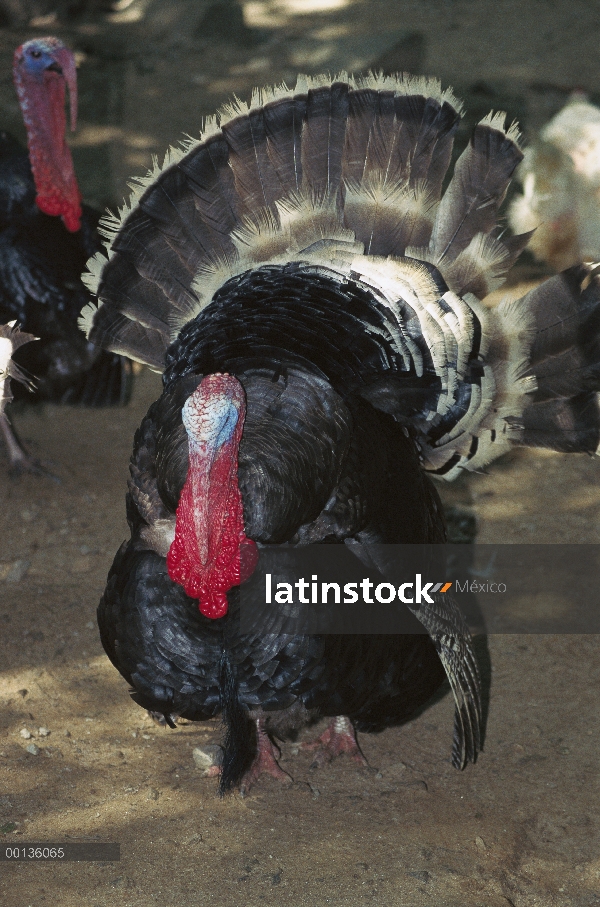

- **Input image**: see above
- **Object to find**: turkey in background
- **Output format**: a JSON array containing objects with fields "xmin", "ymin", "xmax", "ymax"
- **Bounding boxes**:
[
  {"xmin": 0, "ymin": 37, "xmax": 132, "ymax": 475},
  {"xmin": 81, "ymin": 74, "xmax": 600, "ymax": 794},
  {"xmin": 509, "ymin": 96, "xmax": 600, "ymax": 271},
  {"xmin": 0, "ymin": 321, "xmax": 36, "ymax": 410}
]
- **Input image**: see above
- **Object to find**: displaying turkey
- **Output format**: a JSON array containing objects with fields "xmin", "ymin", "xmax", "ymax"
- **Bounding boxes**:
[
  {"xmin": 81, "ymin": 73, "xmax": 600, "ymax": 794},
  {"xmin": 0, "ymin": 37, "xmax": 132, "ymax": 474}
]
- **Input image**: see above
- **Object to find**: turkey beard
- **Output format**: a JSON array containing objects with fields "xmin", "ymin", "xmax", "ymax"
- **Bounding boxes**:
[{"xmin": 166, "ymin": 374, "xmax": 258, "ymax": 618}]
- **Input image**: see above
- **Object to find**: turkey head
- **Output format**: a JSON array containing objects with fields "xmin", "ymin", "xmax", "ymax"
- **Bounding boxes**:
[{"xmin": 13, "ymin": 36, "xmax": 81, "ymax": 232}]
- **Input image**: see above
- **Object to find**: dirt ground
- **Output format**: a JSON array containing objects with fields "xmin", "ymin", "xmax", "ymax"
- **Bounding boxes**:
[{"xmin": 1, "ymin": 2, "xmax": 600, "ymax": 906}]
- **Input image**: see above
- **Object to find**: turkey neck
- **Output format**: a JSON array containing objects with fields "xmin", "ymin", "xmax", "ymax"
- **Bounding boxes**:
[{"xmin": 13, "ymin": 53, "xmax": 81, "ymax": 232}]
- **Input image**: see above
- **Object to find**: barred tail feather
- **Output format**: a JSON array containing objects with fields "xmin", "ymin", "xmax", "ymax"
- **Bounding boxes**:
[
  {"xmin": 301, "ymin": 81, "xmax": 350, "ymax": 199},
  {"xmin": 81, "ymin": 73, "xmax": 470, "ymax": 370},
  {"xmin": 429, "ymin": 114, "xmax": 523, "ymax": 264},
  {"xmin": 264, "ymin": 92, "xmax": 307, "ymax": 192}
]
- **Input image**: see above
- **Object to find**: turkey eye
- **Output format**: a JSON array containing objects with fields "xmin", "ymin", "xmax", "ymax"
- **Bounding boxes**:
[{"xmin": 30, "ymin": 50, "xmax": 41, "ymax": 58}]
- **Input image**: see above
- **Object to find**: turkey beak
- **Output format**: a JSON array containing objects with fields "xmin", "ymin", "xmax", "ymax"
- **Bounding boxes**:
[{"xmin": 49, "ymin": 46, "xmax": 78, "ymax": 132}]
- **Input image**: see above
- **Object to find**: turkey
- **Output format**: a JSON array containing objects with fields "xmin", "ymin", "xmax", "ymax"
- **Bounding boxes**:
[
  {"xmin": 81, "ymin": 73, "xmax": 600, "ymax": 794},
  {"xmin": 509, "ymin": 96, "xmax": 600, "ymax": 271},
  {"xmin": 0, "ymin": 320, "xmax": 37, "ymax": 464},
  {"xmin": 0, "ymin": 320, "xmax": 36, "ymax": 423},
  {"xmin": 0, "ymin": 37, "xmax": 132, "ymax": 474}
]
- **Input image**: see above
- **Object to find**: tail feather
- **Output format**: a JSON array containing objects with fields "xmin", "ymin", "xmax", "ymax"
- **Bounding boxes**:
[
  {"xmin": 137, "ymin": 165, "xmax": 222, "ymax": 268},
  {"xmin": 358, "ymin": 89, "xmax": 398, "ymax": 179},
  {"xmin": 264, "ymin": 92, "xmax": 307, "ymax": 193},
  {"xmin": 178, "ymin": 133, "xmax": 243, "ymax": 241},
  {"xmin": 429, "ymin": 115, "xmax": 523, "ymax": 264},
  {"xmin": 520, "ymin": 268, "xmax": 600, "ymax": 365},
  {"xmin": 500, "ymin": 229, "xmax": 534, "ymax": 265},
  {"xmin": 533, "ymin": 352, "xmax": 600, "ymax": 401},
  {"xmin": 510, "ymin": 265, "xmax": 600, "ymax": 453},
  {"xmin": 407, "ymin": 97, "xmax": 461, "ymax": 195},
  {"xmin": 342, "ymin": 87, "xmax": 381, "ymax": 184},
  {"xmin": 301, "ymin": 81, "xmax": 350, "ymax": 199},
  {"xmin": 438, "ymin": 232, "xmax": 512, "ymax": 298},
  {"xmin": 405, "ymin": 231, "xmax": 531, "ymax": 301},
  {"xmin": 390, "ymin": 93, "xmax": 459, "ymax": 192},
  {"xmin": 344, "ymin": 175, "xmax": 437, "ymax": 256},
  {"xmin": 108, "ymin": 208, "xmax": 199, "ymax": 320},
  {"xmin": 80, "ymin": 294, "xmax": 167, "ymax": 372},
  {"xmin": 222, "ymin": 106, "xmax": 282, "ymax": 211},
  {"xmin": 341, "ymin": 88, "xmax": 459, "ymax": 252}
]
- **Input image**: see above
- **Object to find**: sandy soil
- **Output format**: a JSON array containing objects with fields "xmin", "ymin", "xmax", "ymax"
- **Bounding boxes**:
[{"xmin": 1, "ymin": 2, "xmax": 599, "ymax": 906}]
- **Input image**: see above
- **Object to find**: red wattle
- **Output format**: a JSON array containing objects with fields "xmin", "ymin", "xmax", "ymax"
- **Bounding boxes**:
[
  {"xmin": 36, "ymin": 188, "xmax": 82, "ymax": 232},
  {"xmin": 166, "ymin": 376, "xmax": 257, "ymax": 618},
  {"xmin": 14, "ymin": 42, "xmax": 82, "ymax": 232}
]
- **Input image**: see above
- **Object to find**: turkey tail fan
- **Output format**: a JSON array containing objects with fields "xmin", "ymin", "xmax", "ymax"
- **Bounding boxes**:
[
  {"xmin": 510, "ymin": 265, "xmax": 600, "ymax": 453},
  {"xmin": 86, "ymin": 71, "xmax": 600, "ymax": 481},
  {"xmin": 84, "ymin": 72, "xmax": 525, "ymax": 371}
]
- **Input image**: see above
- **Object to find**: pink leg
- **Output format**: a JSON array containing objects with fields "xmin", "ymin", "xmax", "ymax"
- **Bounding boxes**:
[
  {"xmin": 302, "ymin": 716, "xmax": 368, "ymax": 769},
  {"xmin": 239, "ymin": 719, "xmax": 292, "ymax": 796}
]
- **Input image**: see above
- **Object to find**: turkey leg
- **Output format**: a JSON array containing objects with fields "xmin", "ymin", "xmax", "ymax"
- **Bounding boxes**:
[{"xmin": 302, "ymin": 716, "xmax": 368, "ymax": 769}]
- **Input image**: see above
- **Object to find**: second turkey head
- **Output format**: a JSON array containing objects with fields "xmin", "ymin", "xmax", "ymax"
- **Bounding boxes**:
[{"xmin": 13, "ymin": 36, "xmax": 81, "ymax": 232}]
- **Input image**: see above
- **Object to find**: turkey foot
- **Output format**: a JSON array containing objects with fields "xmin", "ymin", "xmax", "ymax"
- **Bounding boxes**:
[
  {"xmin": 240, "ymin": 720, "xmax": 292, "ymax": 796},
  {"xmin": 0, "ymin": 412, "xmax": 57, "ymax": 479},
  {"xmin": 302, "ymin": 716, "xmax": 368, "ymax": 769}
]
